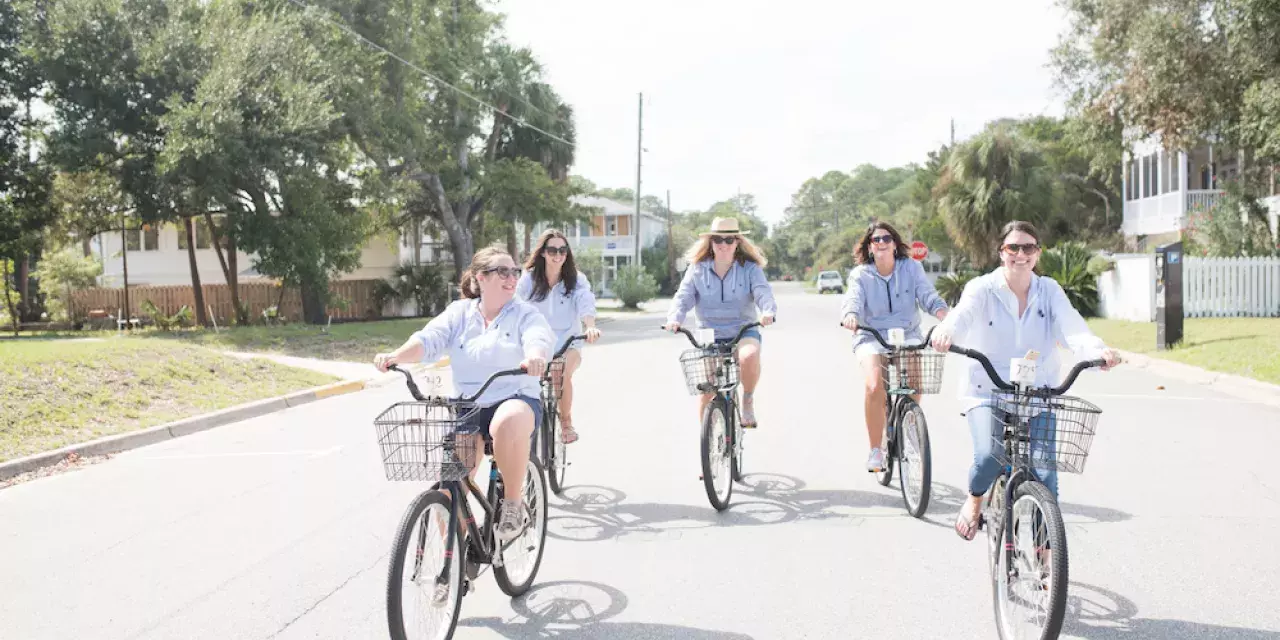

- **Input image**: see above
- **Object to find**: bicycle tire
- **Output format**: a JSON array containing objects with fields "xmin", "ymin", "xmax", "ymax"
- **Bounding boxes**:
[
  {"xmin": 494, "ymin": 457, "xmax": 549, "ymax": 597},
  {"xmin": 544, "ymin": 405, "xmax": 568, "ymax": 495},
  {"xmin": 731, "ymin": 402, "xmax": 745, "ymax": 483},
  {"xmin": 386, "ymin": 490, "xmax": 463, "ymax": 640},
  {"xmin": 991, "ymin": 480, "xmax": 1069, "ymax": 640},
  {"xmin": 896, "ymin": 398, "xmax": 932, "ymax": 518},
  {"xmin": 701, "ymin": 398, "xmax": 734, "ymax": 511},
  {"xmin": 875, "ymin": 399, "xmax": 895, "ymax": 486}
]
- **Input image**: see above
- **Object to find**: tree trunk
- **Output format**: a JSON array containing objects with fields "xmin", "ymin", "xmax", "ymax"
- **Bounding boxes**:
[
  {"xmin": 204, "ymin": 211, "xmax": 246, "ymax": 325},
  {"xmin": 16, "ymin": 254, "xmax": 32, "ymax": 322},
  {"xmin": 184, "ymin": 216, "xmax": 209, "ymax": 326},
  {"xmin": 412, "ymin": 218, "xmax": 422, "ymax": 266},
  {"xmin": 506, "ymin": 223, "xmax": 518, "ymax": 260},
  {"xmin": 300, "ymin": 279, "xmax": 326, "ymax": 325},
  {"xmin": 523, "ymin": 224, "xmax": 532, "ymax": 258},
  {"xmin": 3, "ymin": 260, "xmax": 19, "ymax": 335},
  {"xmin": 81, "ymin": 237, "xmax": 92, "ymax": 258}
]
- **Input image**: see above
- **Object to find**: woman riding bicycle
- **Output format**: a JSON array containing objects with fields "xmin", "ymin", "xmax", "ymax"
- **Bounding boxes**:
[
  {"xmin": 930, "ymin": 220, "xmax": 1119, "ymax": 541},
  {"xmin": 663, "ymin": 217, "xmax": 777, "ymax": 427},
  {"xmin": 373, "ymin": 244, "xmax": 554, "ymax": 544},
  {"xmin": 516, "ymin": 229, "xmax": 602, "ymax": 445},
  {"xmin": 840, "ymin": 221, "xmax": 950, "ymax": 474}
]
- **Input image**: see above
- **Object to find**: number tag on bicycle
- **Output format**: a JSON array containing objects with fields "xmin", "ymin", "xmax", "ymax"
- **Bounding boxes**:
[
  {"xmin": 695, "ymin": 328, "xmax": 715, "ymax": 345},
  {"xmin": 423, "ymin": 373, "xmax": 443, "ymax": 395},
  {"xmin": 888, "ymin": 328, "xmax": 906, "ymax": 346},
  {"xmin": 1010, "ymin": 358, "xmax": 1037, "ymax": 386}
]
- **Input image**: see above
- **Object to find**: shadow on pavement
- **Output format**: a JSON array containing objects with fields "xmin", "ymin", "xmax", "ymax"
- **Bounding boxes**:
[
  {"xmin": 1064, "ymin": 581, "xmax": 1280, "ymax": 638},
  {"xmin": 547, "ymin": 484, "xmax": 795, "ymax": 543},
  {"xmin": 458, "ymin": 580, "xmax": 755, "ymax": 639}
]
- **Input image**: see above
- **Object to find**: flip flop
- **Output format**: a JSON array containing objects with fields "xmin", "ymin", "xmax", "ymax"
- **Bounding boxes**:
[
  {"xmin": 955, "ymin": 511, "xmax": 983, "ymax": 541},
  {"xmin": 561, "ymin": 423, "xmax": 579, "ymax": 444}
]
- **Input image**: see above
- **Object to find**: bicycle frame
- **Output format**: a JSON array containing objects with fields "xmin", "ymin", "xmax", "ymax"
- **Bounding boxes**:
[
  {"xmin": 670, "ymin": 321, "xmax": 763, "ymax": 422},
  {"xmin": 538, "ymin": 335, "xmax": 586, "ymax": 460}
]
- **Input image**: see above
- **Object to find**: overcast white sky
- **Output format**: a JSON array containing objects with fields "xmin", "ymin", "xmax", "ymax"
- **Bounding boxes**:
[{"xmin": 499, "ymin": 0, "xmax": 1071, "ymax": 224}]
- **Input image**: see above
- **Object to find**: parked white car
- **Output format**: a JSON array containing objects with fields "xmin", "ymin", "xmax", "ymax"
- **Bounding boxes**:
[{"xmin": 816, "ymin": 270, "xmax": 844, "ymax": 294}]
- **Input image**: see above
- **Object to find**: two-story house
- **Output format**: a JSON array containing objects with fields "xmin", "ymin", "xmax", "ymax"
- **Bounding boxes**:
[
  {"xmin": 1122, "ymin": 135, "xmax": 1280, "ymax": 249},
  {"xmin": 534, "ymin": 195, "xmax": 667, "ymax": 296}
]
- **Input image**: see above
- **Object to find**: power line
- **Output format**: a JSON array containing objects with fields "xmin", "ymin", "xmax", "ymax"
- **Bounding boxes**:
[{"xmin": 282, "ymin": 0, "xmax": 576, "ymax": 148}]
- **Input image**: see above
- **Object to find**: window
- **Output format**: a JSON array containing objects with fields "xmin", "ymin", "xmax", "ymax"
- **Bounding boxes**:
[
  {"xmin": 144, "ymin": 226, "xmax": 159, "ymax": 251},
  {"xmin": 125, "ymin": 229, "xmax": 140, "ymax": 252},
  {"xmin": 607, "ymin": 216, "xmax": 618, "ymax": 236},
  {"xmin": 177, "ymin": 219, "xmax": 214, "ymax": 250}
]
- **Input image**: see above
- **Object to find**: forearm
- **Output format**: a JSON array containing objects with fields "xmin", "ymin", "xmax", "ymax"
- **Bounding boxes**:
[{"xmin": 389, "ymin": 337, "xmax": 426, "ymax": 364}]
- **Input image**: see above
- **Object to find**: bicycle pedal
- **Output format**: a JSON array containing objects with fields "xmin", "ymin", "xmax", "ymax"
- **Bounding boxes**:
[{"xmin": 462, "ymin": 578, "xmax": 473, "ymax": 597}]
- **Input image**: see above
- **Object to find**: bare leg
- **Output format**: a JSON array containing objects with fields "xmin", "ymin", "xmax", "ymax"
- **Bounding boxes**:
[
  {"xmin": 738, "ymin": 339, "xmax": 762, "ymax": 425},
  {"xmin": 489, "ymin": 400, "xmax": 536, "ymax": 502},
  {"xmin": 860, "ymin": 353, "xmax": 887, "ymax": 449},
  {"xmin": 558, "ymin": 349, "xmax": 582, "ymax": 442}
]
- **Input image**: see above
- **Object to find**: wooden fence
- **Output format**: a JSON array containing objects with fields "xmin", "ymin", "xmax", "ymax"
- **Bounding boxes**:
[
  {"xmin": 71, "ymin": 279, "xmax": 386, "ymax": 325},
  {"xmin": 1184, "ymin": 256, "xmax": 1280, "ymax": 317}
]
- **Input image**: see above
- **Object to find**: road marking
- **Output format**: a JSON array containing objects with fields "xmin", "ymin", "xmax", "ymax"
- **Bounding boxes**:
[
  {"xmin": 1088, "ymin": 393, "xmax": 1259, "ymax": 403},
  {"xmin": 314, "ymin": 380, "xmax": 365, "ymax": 398},
  {"xmin": 138, "ymin": 446, "xmax": 344, "ymax": 461}
]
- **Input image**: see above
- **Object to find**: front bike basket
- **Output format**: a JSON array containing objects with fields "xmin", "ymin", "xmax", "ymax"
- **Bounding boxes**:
[
  {"xmin": 545, "ymin": 357, "xmax": 567, "ymax": 401},
  {"xmin": 679, "ymin": 346, "xmax": 739, "ymax": 395},
  {"xmin": 374, "ymin": 400, "xmax": 481, "ymax": 482},
  {"xmin": 884, "ymin": 349, "xmax": 946, "ymax": 394},
  {"xmin": 987, "ymin": 391, "xmax": 1103, "ymax": 474}
]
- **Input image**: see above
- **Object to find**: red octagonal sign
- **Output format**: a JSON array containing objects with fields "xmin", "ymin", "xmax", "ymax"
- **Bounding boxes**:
[{"xmin": 910, "ymin": 241, "xmax": 929, "ymax": 261}]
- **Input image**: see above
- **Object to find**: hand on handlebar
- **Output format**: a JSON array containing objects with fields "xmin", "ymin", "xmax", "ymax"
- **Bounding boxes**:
[
  {"xmin": 840, "ymin": 314, "xmax": 858, "ymax": 332},
  {"xmin": 585, "ymin": 327, "xmax": 602, "ymax": 344},
  {"xmin": 930, "ymin": 325, "xmax": 953, "ymax": 353},
  {"xmin": 521, "ymin": 355, "xmax": 548, "ymax": 378},
  {"xmin": 760, "ymin": 314, "xmax": 775, "ymax": 327},
  {"xmin": 663, "ymin": 321, "xmax": 681, "ymax": 333},
  {"xmin": 1100, "ymin": 347, "xmax": 1121, "ymax": 371},
  {"xmin": 373, "ymin": 352, "xmax": 397, "ymax": 373}
]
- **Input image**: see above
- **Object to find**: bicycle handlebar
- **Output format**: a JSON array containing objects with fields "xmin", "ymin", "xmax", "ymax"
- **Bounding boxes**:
[
  {"xmin": 664, "ymin": 321, "xmax": 765, "ymax": 349},
  {"xmin": 946, "ymin": 345, "xmax": 1108, "ymax": 396},
  {"xmin": 552, "ymin": 334, "xmax": 588, "ymax": 361},
  {"xmin": 386, "ymin": 364, "xmax": 528, "ymax": 403},
  {"xmin": 844, "ymin": 324, "xmax": 938, "ymax": 351}
]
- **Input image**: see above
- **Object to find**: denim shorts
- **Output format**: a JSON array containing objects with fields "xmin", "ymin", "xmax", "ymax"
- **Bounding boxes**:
[
  {"xmin": 715, "ymin": 327, "xmax": 762, "ymax": 346},
  {"xmin": 457, "ymin": 394, "xmax": 543, "ymax": 440}
]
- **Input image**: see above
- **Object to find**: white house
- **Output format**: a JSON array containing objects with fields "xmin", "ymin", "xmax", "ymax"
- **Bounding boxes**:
[
  {"xmin": 531, "ymin": 195, "xmax": 667, "ymax": 296},
  {"xmin": 1122, "ymin": 134, "xmax": 1280, "ymax": 249}
]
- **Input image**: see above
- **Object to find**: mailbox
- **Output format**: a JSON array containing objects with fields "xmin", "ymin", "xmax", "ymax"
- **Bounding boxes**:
[{"xmin": 1154, "ymin": 242, "xmax": 1184, "ymax": 350}]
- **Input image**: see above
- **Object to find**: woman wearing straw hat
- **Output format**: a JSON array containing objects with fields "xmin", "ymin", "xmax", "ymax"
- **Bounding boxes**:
[{"xmin": 663, "ymin": 217, "xmax": 777, "ymax": 427}]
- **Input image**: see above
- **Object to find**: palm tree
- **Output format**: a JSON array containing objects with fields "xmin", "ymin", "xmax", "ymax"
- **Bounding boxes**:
[{"xmin": 933, "ymin": 129, "xmax": 1053, "ymax": 269}]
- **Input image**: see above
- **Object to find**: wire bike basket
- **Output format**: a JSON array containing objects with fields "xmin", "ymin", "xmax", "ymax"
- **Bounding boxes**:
[
  {"xmin": 679, "ymin": 345, "xmax": 740, "ymax": 395},
  {"xmin": 545, "ymin": 357, "xmax": 567, "ymax": 401},
  {"xmin": 884, "ymin": 349, "xmax": 947, "ymax": 394},
  {"xmin": 374, "ymin": 400, "xmax": 481, "ymax": 482},
  {"xmin": 987, "ymin": 391, "xmax": 1103, "ymax": 475}
]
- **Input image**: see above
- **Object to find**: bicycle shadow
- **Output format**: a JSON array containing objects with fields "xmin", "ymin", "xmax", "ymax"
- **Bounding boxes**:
[
  {"xmin": 547, "ymin": 485, "xmax": 796, "ymax": 543},
  {"xmin": 1063, "ymin": 581, "xmax": 1280, "ymax": 639},
  {"xmin": 457, "ymin": 580, "xmax": 755, "ymax": 639}
]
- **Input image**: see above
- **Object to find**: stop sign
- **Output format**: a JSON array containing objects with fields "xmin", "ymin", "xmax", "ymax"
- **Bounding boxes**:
[{"xmin": 910, "ymin": 241, "xmax": 929, "ymax": 261}]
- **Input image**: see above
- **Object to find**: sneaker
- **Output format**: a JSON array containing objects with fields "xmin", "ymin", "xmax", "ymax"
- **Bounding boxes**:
[
  {"xmin": 866, "ymin": 448, "xmax": 886, "ymax": 472},
  {"xmin": 741, "ymin": 393, "xmax": 758, "ymax": 428},
  {"xmin": 494, "ymin": 499, "xmax": 528, "ymax": 544}
]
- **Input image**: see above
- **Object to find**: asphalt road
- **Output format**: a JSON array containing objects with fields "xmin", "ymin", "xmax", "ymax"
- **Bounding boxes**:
[{"xmin": 3, "ymin": 283, "xmax": 1279, "ymax": 639}]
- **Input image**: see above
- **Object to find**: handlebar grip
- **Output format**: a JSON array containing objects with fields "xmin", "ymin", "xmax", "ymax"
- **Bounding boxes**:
[{"xmin": 947, "ymin": 345, "xmax": 1015, "ymax": 391}]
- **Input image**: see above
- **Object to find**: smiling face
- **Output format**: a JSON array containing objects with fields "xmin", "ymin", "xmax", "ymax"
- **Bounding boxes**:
[
  {"xmin": 710, "ymin": 234, "xmax": 738, "ymax": 261},
  {"xmin": 477, "ymin": 254, "xmax": 519, "ymax": 304},
  {"xmin": 542, "ymin": 236, "xmax": 569, "ymax": 269},
  {"xmin": 869, "ymin": 226, "xmax": 898, "ymax": 261},
  {"xmin": 999, "ymin": 229, "xmax": 1041, "ymax": 274}
]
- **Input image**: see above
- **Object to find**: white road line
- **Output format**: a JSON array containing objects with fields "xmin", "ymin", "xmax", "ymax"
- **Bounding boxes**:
[{"xmin": 138, "ymin": 445, "xmax": 344, "ymax": 461}]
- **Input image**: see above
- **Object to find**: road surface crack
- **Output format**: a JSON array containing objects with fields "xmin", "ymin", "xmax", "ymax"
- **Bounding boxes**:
[{"xmin": 265, "ymin": 551, "xmax": 389, "ymax": 639}]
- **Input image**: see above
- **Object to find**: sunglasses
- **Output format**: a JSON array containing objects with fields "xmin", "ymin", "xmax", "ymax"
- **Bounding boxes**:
[
  {"xmin": 543, "ymin": 245, "xmax": 569, "ymax": 256},
  {"xmin": 481, "ymin": 266, "xmax": 522, "ymax": 280},
  {"xmin": 870, "ymin": 235, "xmax": 895, "ymax": 245},
  {"xmin": 711, "ymin": 235, "xmax": 738, "ymax": 245},
  {"xmin": 1001, "ymin": 243, "xmax": 1040, "ymax": 256}
]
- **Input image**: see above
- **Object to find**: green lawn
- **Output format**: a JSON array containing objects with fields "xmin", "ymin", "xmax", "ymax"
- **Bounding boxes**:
[
  {"xmin": 157, "ymin": 318, "xmax": 429, "ymax": 362},
  {"xmin": 0, "ymin": 338, "xmax": 337, "ymax": 463},
  {"xmin": 1087, "ymin": 317, "xmax": 1280, "ymax": 386}
]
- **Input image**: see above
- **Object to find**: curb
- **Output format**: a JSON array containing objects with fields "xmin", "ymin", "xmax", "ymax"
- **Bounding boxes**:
[
  {"xmin": 1116, "ymin": 348, "xmax": 1280, "ymax": 410},
  {"xmin": 0, "ymin": 358, "xmax": 452, "ymax": 482}
]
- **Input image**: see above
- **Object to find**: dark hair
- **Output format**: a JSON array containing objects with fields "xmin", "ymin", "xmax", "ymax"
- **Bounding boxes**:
[
  {"xmin": 853, "ymin": 221, "xmax": 909, "ymax": 265},
  {"xmin": 998, "ymin": 220, "xmax": 1042, "ymax": 250},
  {"xmin": 523, "ymin": 229, "xmax": 578, "ymax": 301},
  {"xmin": 459, "ymin": 244, "xmax": 511, "ymax": 299}
]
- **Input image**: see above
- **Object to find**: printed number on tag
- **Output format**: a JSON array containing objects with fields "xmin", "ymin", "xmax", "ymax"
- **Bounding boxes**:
[
  {"xmin": 888, "ymin": 328, "xmax": 906, "ymax": 346},
  {"xmin": 695, "ymin": 328, "xmax": 716, "ymax": 345},
  {"xmin": 423, "ymin": 374, "xmax": 443, "ymax": 394},
  {"xmin": 1010, "ymin": 358, "xmax": 1037, "ymax": 386}
]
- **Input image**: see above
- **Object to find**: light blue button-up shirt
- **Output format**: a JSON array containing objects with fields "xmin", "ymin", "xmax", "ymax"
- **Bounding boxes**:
[
  {"xmin": 410, "ymin": 298, "xmax": 555, "ymax": 406},
  {"xmin": 939, "ymin": 269, "xmax": 1108, "ymax": 409},
  {"xmin": 514, "ymin": 271, "xmax": 597, "ymax": 352},
  {"xmin": 841, "ymin": 258, "xmax": 948, "ymax": 349},
  {"xmin": 667, "ymin": 258, "xmax": 778, "ymax": 340}
]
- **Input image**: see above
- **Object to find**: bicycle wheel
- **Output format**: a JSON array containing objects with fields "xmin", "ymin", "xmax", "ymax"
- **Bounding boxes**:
[
  {"xmin": 896, "ymin": 398, "xmax": 932, "ymax": 518},
  {"xmin": 494, "ymin": 458, "xmax": 549, "ymax": 597},
  {"xmin": 875, "ymin": 399, "xmax": 895, "ymax": 486},
  {"xmin": 544, "ymin": 403, "xmax": 568, "ymax": 495},
  {"xmin": 387, "ymin": 491, "xmax": 463, "ymax": 640},
  {"xmin": 731, "ymin": 403, "xmax": 745, "ymax": 483},
  {"xmin": 700, "ymin": 398, "xmax": 734, "ymax": 511},
  {"xmin": 990, "ymin": 480, "xmax": 1069, "ymax": 640}
]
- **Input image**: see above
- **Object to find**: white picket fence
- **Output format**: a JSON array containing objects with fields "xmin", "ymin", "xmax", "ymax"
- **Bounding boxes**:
[{"xmin": 1183, "ymin": 257, "xmax": 1280, "ymax": 317}]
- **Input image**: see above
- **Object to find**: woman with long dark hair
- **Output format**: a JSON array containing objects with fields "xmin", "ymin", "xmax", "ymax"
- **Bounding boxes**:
[
  {"xmin": 515, "ymin": 229, "xmax": 601, "ymax": 444},
  {"xmin": 840, "ymin": 221, "xmax": 950, "ymax": 473}
]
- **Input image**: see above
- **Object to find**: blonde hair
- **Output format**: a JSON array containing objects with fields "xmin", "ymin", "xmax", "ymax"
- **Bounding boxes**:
[
  {"xmin": 682, "ymin": 233, "xmax": 768, "ymax": 268},
  {"xmin": 459, "ymin": 244, "xmax": 512, "ymax": 299}
]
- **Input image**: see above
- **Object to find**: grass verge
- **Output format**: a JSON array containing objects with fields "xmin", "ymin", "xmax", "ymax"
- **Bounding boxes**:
[
  {"xmin": 0, "ymin": 337, "xmax": 337, "ymax": 463},
  {"xmin": 1087, "ymin": 317, "xmax": 1280, "ymax": 386}
]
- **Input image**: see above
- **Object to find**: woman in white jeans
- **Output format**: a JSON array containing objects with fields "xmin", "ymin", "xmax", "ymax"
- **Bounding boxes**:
[{"xmin": 931, "ymin": 221, "xmax": 1120, "ymax": 541}]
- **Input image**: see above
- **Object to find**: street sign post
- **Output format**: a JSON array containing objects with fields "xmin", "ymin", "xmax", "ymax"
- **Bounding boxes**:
[{"xmin": 909, "ymin": 241, "xmax": 929, "ymax": 261}]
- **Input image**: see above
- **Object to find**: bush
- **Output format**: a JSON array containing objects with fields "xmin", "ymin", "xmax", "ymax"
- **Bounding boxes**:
[
  {"xmin": 1086, "ymin": 254, "xmax": 1115, "ymax": 276},
  {"xmin": 1040, "ymin": 241, "xmax": 1099, "ymax": 316},
  {"xmin": 612, "ymin": 265, "xmax": 659, "ymax": 309},
  {"xmin": 935, "ymin": 271, "xmax": 979, "ymax": 307}
]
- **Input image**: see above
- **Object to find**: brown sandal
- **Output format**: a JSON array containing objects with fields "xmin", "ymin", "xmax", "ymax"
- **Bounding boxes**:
[{"xmin": 560, "ymin": 420, "xmax": 579, "ymax": 444}]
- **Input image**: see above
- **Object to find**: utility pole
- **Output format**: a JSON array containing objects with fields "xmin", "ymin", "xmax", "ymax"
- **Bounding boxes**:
[
  {"xmin": 634, "ymin": 92, "xmax": 643, "ymax": 270},
  {"xmin": 666, "ymin": 189, "xmax": 675, "ymax": 292},
  {"xmin": 950, "ymin": 118, "xmax": 955, "ymax": 146},
  {"xmin": 120, "ymin": 208, "xmax": 130, "ymax": 330}
]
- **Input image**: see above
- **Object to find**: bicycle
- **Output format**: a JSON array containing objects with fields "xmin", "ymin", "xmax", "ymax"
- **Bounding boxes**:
[
  {"xmin": 946, "ymin": 345, "xmax": 1108, "ymax": 640},
  {"xmin": 852, "ymin": 325, "xmax": 945, "ymax": 518},
  {"xmin": 377, "ymin": 365, "xmax": 549, "ymax": 640},
  {"xmin": 540, "ymin": 334, "xmax": 587, "ymax": 496},
  {"xmin": 666, "ymin": 321, "xmax": 763, "ymax": 511}
]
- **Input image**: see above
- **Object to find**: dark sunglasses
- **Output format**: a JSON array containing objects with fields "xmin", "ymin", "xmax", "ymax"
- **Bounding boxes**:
[
  {"xmin": 711, "ymin": 235, "xmax": 738, "ymax": 245},
  {"xmin": 1001, "ymin": 243, "xmax": 1040, "ymax": 256},
  {"xmin": 481, "ymin": 266, "xmax": 522, "ymax": 279},
  {"xmin": 543, "ymin": 245, "xmax": 569, "ymax": 256},
  {"xmin": 870, "ymin": 234, "xmax": 895, "ymax": 245}
]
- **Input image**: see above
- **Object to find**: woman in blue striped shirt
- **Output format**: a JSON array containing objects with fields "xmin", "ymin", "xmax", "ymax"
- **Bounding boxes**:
[
  {"xmin": 516, "ymin": 229, "xmax": 602, "ymax": 444},
  {"xmin": 840, "ymin": 221, "xmax": 949, "ymax": 473}
]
